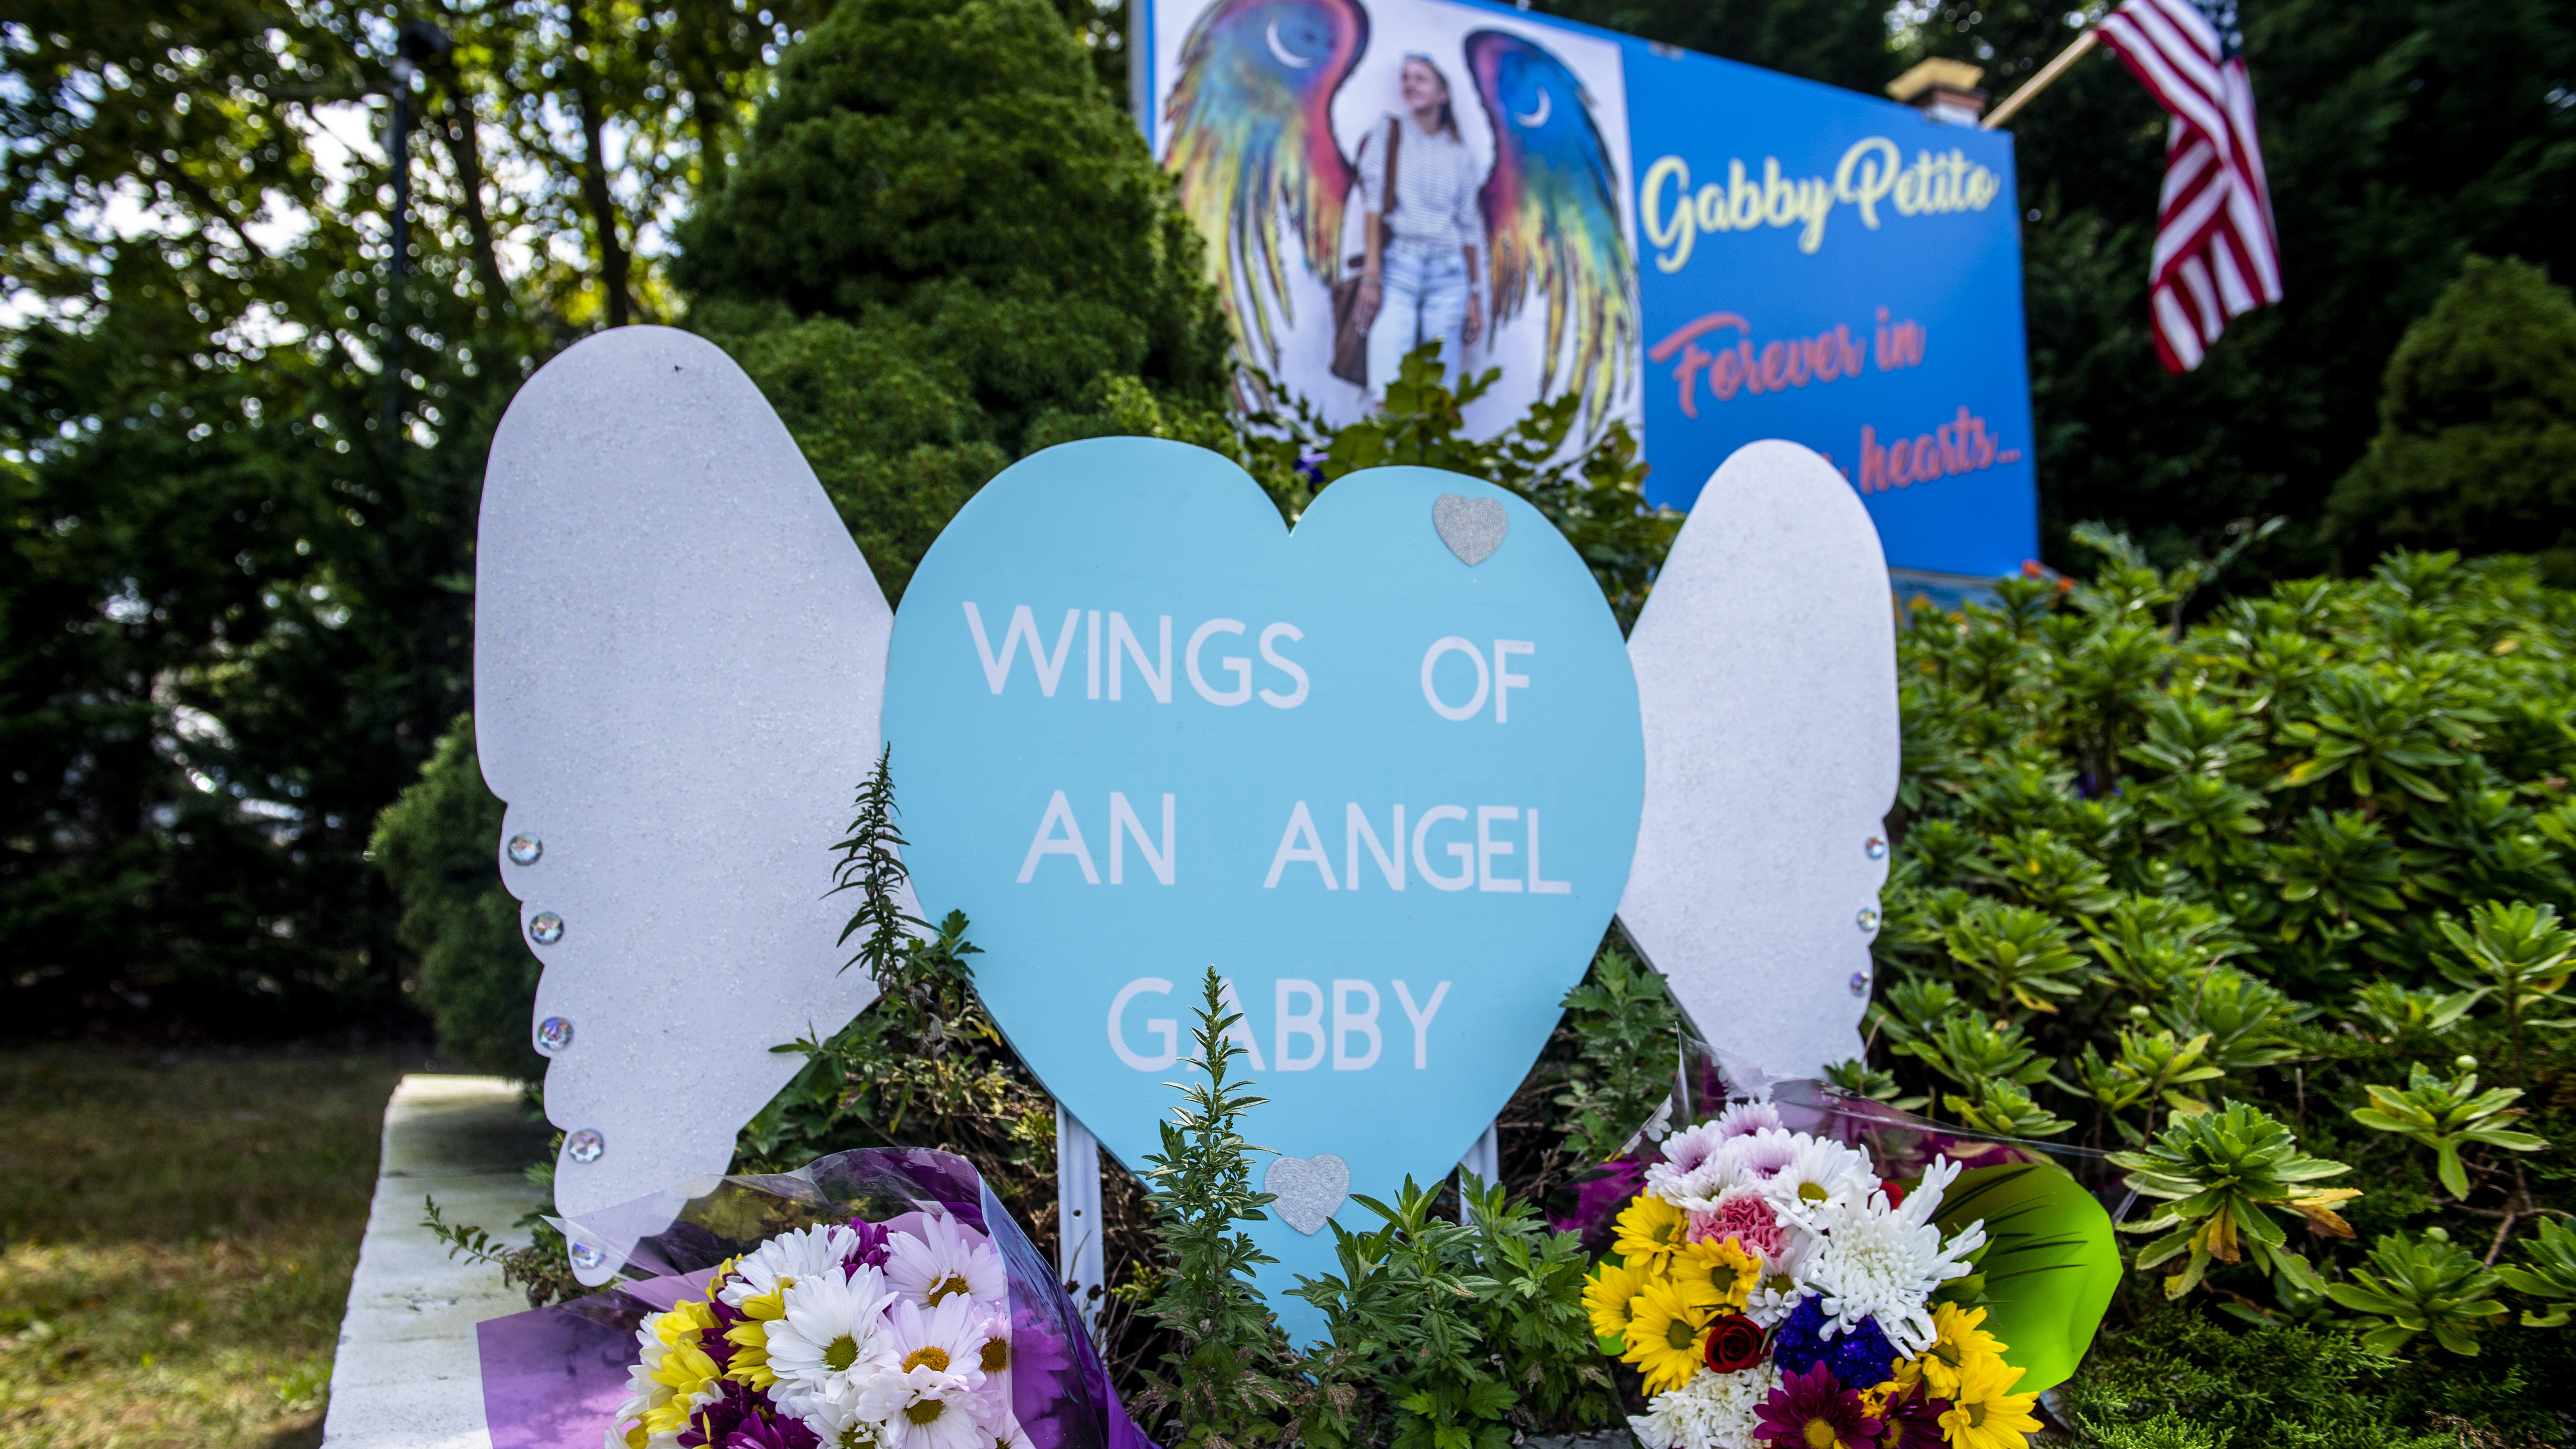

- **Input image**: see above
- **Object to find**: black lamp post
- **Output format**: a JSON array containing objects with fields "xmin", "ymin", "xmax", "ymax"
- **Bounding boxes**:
[{"xmin": 384, "ymin": 20, "xmax": 452, "ymax": 435}]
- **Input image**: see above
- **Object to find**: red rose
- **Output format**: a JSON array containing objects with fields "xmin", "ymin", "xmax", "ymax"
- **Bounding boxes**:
[
  {"xmin": 1879, "ymin": 1180, "xmax": 1907, "ymax": 1209},
  {"xmin": 1703, "ymin": 1313, "xmax": 1768, "ymax": 1374}
]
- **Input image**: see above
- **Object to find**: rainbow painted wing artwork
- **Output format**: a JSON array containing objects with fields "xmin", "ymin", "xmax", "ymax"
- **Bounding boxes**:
[
  {"xmin": 1163, "ymin": 0, "xmax": 1368, "ymax": 370},
  {"xmin": 1466, "ymin": 28, "xmax": 1638, "ymax": 433}
]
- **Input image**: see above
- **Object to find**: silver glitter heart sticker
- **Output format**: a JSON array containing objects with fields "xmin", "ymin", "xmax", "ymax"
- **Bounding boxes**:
[
  {"xmin": 1263, "ymin": 1152, "xmax": 1351, "ymax": 1235},
  {"xmin": 1432, "ymin": 493, "xmax": 1508, "ymax": 566}
]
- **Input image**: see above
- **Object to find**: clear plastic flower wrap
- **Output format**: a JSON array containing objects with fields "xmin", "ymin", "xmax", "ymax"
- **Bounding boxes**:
[{"xmin": 474, "ymin": 1147, "xmax": 1153, "ymax": 1449}]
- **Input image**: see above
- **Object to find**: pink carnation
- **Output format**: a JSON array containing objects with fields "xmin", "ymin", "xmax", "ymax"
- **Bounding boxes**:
[{"xmin": 1689, "ymin": 1189, "xmax": 1788, "ymax": 1262}]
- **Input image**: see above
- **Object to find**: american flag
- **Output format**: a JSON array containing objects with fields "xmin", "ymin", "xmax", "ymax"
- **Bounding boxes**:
[{"xmin": 2094, "ymin": 0, "xmax": 2282, "ymax": 372}]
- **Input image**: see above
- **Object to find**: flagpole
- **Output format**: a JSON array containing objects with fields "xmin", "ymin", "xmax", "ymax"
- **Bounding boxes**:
[{"xmin": 1982, "ymin": 29, "xmax": 2100, "ymax": 129}]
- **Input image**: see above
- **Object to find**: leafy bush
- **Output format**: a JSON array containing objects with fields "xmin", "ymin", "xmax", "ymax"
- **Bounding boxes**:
[
  {"xmin": 2324, "ymin": 255, "xmax": 2576, "ymax": 585},
  {"xmin": 2111, "ymin": 1100, "xmax": 2357, "ymax": 1298},
  {"xmin": 1541, "ymin": 945, "xmax": 1682, "ymax": 1166},
  {"xmin": 369, "ymin": 717, "xmax": 535, "ymax": 1080},
  {"xmin": 676, "ymin": 0, "xmax": 1233, "ymax": 601},
  {"xmin": 1292, "ymin": 1174, "xmax": 1617, "ymax": 1449},
  {"xmin": 1254, "ymin": 349, "xmax": 1679, "ymax": 631},
  {"xmin": 1857, "ymin": 536, "xmax": 2576, "ymax": 1433}
]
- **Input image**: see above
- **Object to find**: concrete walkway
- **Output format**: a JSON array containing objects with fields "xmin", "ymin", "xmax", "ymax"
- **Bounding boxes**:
[{"xmin": 323, "ymin": 1074, "xmax": 556, "ymax": 1449}]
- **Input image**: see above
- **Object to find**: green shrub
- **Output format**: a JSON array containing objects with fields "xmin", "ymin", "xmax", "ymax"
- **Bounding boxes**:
[
  {"xmin": 2324, "ymin": 256, "xmax": 2576, "ymax": 584},
  {"xmin": 676, "ymin": 0, "xmax": 1234, "ymax": 601},
  {"xmin": 1863, "ymin": 540, "xmax": 2576, "ymax": 1435},
  {"xmin": 1544, "ymin": 947, "xmax": 1680, "ymax": 1165},
  {"xmin": 368, "ymin": 717, "xmax": 537, "ymax": 1080},
  {"xmin": 1291, "ymin": 1174, "xmax": 1616, "ymax": 1449}
]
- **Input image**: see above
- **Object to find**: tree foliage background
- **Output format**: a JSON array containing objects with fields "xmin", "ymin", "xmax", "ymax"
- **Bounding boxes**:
[{"xmin": 4, "ymin": 0, "xmax": 2571, "ymax": 1039}]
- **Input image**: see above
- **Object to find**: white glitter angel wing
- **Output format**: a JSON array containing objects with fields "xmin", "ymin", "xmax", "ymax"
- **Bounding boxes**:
[
  {"xmin": 1616, "ymin": 440, "xmax": 1900, "ymax": 1081},
  {"xmin": 475, "ymin": 325, "xmax": 907, "ymax": 1283}
]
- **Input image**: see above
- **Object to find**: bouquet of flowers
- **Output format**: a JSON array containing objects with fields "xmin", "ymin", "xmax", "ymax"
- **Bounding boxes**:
[
  {"xmin": 474, "ymin": 1148, "xmax": 1147, "ymax": 1449},
  {"xmin": 609, "ymin": 1211, "xmax": 1019, "ymax": 1449},
  {"xmin": 1581, "ymin": 1099, "xmax": 2039, "ymax": 1449}
]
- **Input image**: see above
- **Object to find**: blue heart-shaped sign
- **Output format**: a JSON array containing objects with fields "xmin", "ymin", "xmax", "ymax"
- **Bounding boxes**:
[{"xmin": 884, "ymin": 439, "xmax": 1643, "ymax": 1334}]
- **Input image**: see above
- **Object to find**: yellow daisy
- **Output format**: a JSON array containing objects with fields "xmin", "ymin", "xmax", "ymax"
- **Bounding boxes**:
[
  {"xmin": 724, "ymin": 1285, "xmax": 788, "ymax": 1388},
  {"xmin": 1939, "ymin": 1353, "xmax": 2043, "ymax": 1449},
  {"xmin": 1913, "ymin": 1301, "xmax": 2007, "ymax": 1400},
  {"xmin": 1614, "ymin": 1194, "xmax": 1690, "ymax": 1271},
  {"xmin": 1670, "ymin": 1234, "xmax": 1763, "ymax": 1312},
  {"xmin": 639, "ymin": 1304, "xmax": 723, "ymax": 1438},
  {"xmin": 1619, "ymin": 1277, "xmax": 1714, "ymax": 1396},
  {"xmin": 1583, "ymin": 1258, "xmax": 1652, "ymax": 1344}
]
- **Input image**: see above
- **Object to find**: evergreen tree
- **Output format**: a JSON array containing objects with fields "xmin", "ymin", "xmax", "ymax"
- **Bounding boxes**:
[
  {"xmin": 370, "ymin": 721, "xmax": 535, "ymax": 1079},
  {"xmin": 675, "ymin": 0, "xmax": 1232, "ymax": 599},
  {"xmin": 2322, "ymin": 256, "xmax": 2576, "ymax": 583}
]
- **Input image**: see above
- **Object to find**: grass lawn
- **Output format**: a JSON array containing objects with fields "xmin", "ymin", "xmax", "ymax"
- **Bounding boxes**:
[{"xmin": 0, "ymin": 1047, "xmax": 420, "ymax": 1449}]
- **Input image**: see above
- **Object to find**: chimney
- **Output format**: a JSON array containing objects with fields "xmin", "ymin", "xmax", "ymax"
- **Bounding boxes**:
[{"xmin": 1887, "ymin": 58, "xmax": 1988, "ymax": 125}]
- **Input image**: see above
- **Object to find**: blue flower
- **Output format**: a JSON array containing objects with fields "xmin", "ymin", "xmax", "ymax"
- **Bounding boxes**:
[{"xmin": 1769, "ymin": 1294, "xmax": 1899, "ymax": 1389}]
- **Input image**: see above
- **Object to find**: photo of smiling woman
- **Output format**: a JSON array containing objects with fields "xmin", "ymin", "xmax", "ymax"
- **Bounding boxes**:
[{"xmin": 1352, "ymin": 53, "xmax": 1486, "ymax": 399}]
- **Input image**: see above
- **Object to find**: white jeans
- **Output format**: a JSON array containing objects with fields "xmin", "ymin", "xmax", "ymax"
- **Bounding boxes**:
[{"xmin": 1367, "ymin": 244, "xmax": 1470, "ymax": 398}]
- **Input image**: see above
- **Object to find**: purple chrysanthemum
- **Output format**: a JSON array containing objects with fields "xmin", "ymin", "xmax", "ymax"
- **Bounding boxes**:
[
  {"xmin": 676, "ymin": 1380, "xmax": 762, "ymax": 1449},
  {"xmin": 1753, "ymin": 1362, "xmax": 1882, "ymax": 1449},
  {"xmin": 844, "ymin": 1217, "xmax": 893, "ymax": 1269},
  {"xmin": 698, "ymin": 1295, "xmax": 745, "ymax": 1372},
  {"xmin": 726, "ymin": 1409, "xmax": 820, "ymax": 1449},
  {"xmin": 1768, "ymin": 1295, "xmax": 1898, "ymax": 1390},
  {"xmin": 1871, "ymin": 1385, "xmax": 1951, "ymax": 1449}
]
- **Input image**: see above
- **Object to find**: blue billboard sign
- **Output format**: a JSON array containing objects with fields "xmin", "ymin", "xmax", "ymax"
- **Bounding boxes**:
[{"xmin": 1139, "ymin": 0, "xmax": 2039, "ymax": 578}]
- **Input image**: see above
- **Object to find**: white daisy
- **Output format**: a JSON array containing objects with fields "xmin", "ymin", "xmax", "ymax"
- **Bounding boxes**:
[
  {"xmin": 606, "ymin": 1324, "xmax": 668, "ymax": 1439},
  {"xmin": 1800, "ymin": 1156, "xmax": 1986, "ymax": 1353},
  {"xmin": 883, "ymin": 1214, "xmax": 1006, "ymax": 1312},
  {"xmin": 1628, "ymin": 1360, "xmax": 1781, "ymax": 1449},
  {"xmin": 722, "ymin": 1222, "xmax": 863, "ymax": 1307},
  {"xmin": 765, "ymin": 1263, "xmax": 896, "ymax": 1405},
  {"xmin": 794, "ymin": 1388, "xmax": 890, "ymax": 1449},
  {"xmin": 1759, "ymin": 1134, "xmax": 1878, "ymax": 1220},
  {"xmin": 861, "ymin": 1296, "xmax": 998, "ymax": 1449},
  {"xmin": 1711, "ymin": 1100, "xmax": 1784, "ymax": 1140},
  {"xmin": 966, "ymin": 1305, "xmax": 1013, "ymax": 1380}
]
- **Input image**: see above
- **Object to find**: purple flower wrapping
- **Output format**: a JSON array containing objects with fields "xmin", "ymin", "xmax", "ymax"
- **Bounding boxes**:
[{"xmin": 474, "ymin": 1146, "xmax": 1155, "ymax": 1449}]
